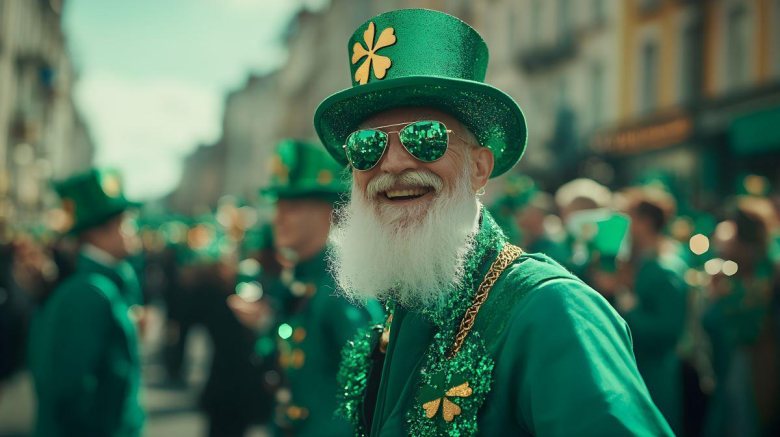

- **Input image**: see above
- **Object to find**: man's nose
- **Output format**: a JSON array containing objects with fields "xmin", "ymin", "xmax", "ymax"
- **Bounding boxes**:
[{"xmin": 378, "ymin": 134, "xmax": 417, "ymax": 174}]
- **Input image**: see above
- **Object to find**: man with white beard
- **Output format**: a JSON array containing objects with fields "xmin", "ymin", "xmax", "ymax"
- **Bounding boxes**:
[{"xmin": 313, "ymin": 9, "xmax": 673, "ymax": 436}]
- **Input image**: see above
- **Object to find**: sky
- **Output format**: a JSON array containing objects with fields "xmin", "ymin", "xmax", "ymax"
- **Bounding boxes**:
[{"xmin": 63, "ymin": 0, "xmax": 308, "ymax": 200}]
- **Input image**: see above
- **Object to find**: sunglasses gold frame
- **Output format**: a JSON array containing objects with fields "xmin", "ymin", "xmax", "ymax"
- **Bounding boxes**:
[{"xmin": 342, "ymin": 120, "xmax": 468, "ymax": 171}]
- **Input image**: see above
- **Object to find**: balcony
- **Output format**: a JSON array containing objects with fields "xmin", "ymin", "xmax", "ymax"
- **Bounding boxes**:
[
  {"xmin": 639, "ymin": 0, "xmax": 663, "ymax": 14},
  {"xmin": 515, "ymin": 35, "xmax": 578, "ymax": 73}
]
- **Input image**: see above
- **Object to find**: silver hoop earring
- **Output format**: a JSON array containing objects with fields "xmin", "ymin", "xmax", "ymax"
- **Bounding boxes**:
[{"xmin": 476, "ymin": 186, "xmax": 486, "ymax": 196}]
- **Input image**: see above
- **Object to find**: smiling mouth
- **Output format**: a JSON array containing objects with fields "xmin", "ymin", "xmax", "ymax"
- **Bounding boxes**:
[{"xmin": 382, "ymin": 187, "xmax": 433, "ymax": 201}]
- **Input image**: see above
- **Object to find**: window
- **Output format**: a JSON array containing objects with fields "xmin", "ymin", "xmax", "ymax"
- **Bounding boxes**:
[
  {"xmin": 591, "ymin": 62, "xmax": 604, "ymax": 127},
  {"xmin": 640, "ymin": 40, "xmax": 659, "ymax": 114},
  {"xmin": 774, "ymin": 0, "xmax": 780, "ymax": 73},
  {"xmin": 593, "ymin": 0, "xmax": 605, "ymax": 25},
  {"xmin": 726, "ymin": 4, "xmax": 750, "ymax": 89},
  {"xmin": 679, "ymin": 22, "xmax": 698, "ymax": 103},
  {"xmin": 639, "ymin": 0, "xmax": 662, "ymax": 13},
  {"xmin": 558, "ymin": 0, "xmax": 573, "ymax": 42},
  {"xmin": 530, "ymin": 0, "xmax": 541, "ymax": 46}
]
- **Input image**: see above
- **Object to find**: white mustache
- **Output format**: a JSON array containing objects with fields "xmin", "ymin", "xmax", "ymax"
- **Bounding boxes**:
[{"xmin": 366, "ymin": 171, "xmax": 444, "ymax": 198}]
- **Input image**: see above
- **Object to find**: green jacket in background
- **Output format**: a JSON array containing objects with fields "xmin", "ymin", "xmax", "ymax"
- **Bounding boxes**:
[
  {"xmin": 701, "ymin": 259, "xmax": 776, "ymax": 437},
  {"xmin": 28, "ymin": 252, "xmax": 144, "ymax": 437},
  {"xmin": 622, "ymin": 253, "xmax": 689, "ymax": 434},
  {"xmin": 274, "ymin": 249, "xmax": 383, "ymax": 437}
]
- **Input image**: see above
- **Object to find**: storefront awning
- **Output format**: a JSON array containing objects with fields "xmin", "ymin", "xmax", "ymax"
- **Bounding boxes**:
[{"xmin": 730, "ymin": 106, "xmax": 780, "ymax": 155}]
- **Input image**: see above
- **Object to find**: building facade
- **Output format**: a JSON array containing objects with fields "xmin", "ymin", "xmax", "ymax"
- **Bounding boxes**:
[
  {"xmin": 166, "ymin": 142, "xmax": 227, "ymax": 215},
  {"xmin": 592, "ymin": 0, "xmax": 780, "ymax": 207},
  {"xmin": 0, "ymin": 0, "xmax": 94, "ymax": 225},
  {"xmin": 174, "ymin": 0, "xmax": 780, "ymax": 209},
  {"xmin": 220, "ymin": 73, "xmax": 282, "ymax": 200}
]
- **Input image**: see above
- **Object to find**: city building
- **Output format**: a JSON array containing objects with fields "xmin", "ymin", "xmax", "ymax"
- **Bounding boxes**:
[
  {"xmin": 475, "ymin": 0, "xmax": 624, "ymax": 191},
  {"xmin": 173, "ymin": 0, "xmax": 780, "ymax": 210},
  {"xmin": 221, "ymin": 73, "xmax": 282, "ymax": 200},
  {"xmin": 0, "ymin": 0, "xmax": 94, "ymax": 224},
  {"xmin": 592, "ymin": 0, "xmax": 780, "ymax": 206},
  {"xmin": 166, "ymin": 142, "xmax": 227, "ymax": 215}
]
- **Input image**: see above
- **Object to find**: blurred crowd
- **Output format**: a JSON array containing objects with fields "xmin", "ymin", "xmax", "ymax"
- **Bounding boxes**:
[
  {"xmin": 490, "ymin": 173, "xmax": 780, "ymax": 436},
  {"xmin": 1, "ymin": 168, "xmax": 779, "ymax": 437}
]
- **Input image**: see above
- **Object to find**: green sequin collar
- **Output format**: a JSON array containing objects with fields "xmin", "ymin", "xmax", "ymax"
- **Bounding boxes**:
[{"xmin": 417, "ymin": 208, "xmax": 507, "ymax": 329}]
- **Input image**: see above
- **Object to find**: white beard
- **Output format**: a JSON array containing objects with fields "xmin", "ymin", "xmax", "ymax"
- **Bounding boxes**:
[{"xmin": 328, "ymin": 166, "xmax": 480, "ymax": 310}]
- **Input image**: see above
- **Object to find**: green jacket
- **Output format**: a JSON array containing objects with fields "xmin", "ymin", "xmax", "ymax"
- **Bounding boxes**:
[
  {"xmin": 342, "ymin": 212, "xmax": 672, "ymax": 436},
  {"xmin": 28, "ymin": 253, "xmax": 144, "ymax": 437},
  {"xmin": 701, "ymin": 259, "xmax": 775, "ymax": 437},
  {"xmin": 275, "ymin": 249, "xmax": 383, "ymax": 437},
  {"xmin": 621, "ymin": 253, "xmax": 688, "ymax": 433}
]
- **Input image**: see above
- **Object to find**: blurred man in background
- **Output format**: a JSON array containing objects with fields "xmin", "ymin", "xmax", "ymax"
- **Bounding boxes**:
[
  {"xmin": 229, "ymin": 140, "xmax": 382, "ymax": 436},
  {"xmin": 176, "ymin": 215, "xmax": 273, "ymax": 437},
  {"xmin": 27, "ymin": 168, "xmax": 145, "ymax": 437},
  {"xmin": 594, "ymin": 188, "xmax": 689, "ymax": 433},
  {"xmin": 554, "ymin": 178, "xmax": 614, "ymax": 283},
  {"xmin": 514, "ymin": 191, "xmax": 568, "ymax": 263},
  {"xmin": 702, "ymin": 197, "xmax": 779, "ymax": 437}
]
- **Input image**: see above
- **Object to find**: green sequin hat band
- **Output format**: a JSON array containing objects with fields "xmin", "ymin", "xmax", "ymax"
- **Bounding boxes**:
[{"xmin": 313, "ymin": 8, "xmax": 527, "ymax": 178}]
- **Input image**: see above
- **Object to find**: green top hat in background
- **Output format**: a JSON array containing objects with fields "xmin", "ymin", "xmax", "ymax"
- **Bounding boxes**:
[
  {"xmin": 314, "ymin": 8, "xmax": 527, "ymax": 177},
  {"xmin": 262, "ymin": 139, "xmax": 349, "ymax": 203},
  {"xmin": 494, "ymin": 175, "xmax": 539, "ymax": 212},
  {"xmin": 54, "ymin": 168, "xmax": 139, "ymax": 234}
]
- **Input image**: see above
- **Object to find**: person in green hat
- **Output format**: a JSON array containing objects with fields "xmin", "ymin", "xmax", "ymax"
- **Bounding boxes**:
[
  {"xmin": 594, "ymin": 188, "xmax": 689, "ymax": 433},
  {"xmin": 513, "ymin": 191, "xmax": 570, "ymax": 264},
  {"xmin": 228, "ymin": 139, "xmax": 383, "ymax": 437},
  {"xmin": 27, "ymin": 168, "xmax": 145, "ymax": 437},
  {"xmin": 315, "ymin": 9, "xmax": 671, "ymax": 435}
]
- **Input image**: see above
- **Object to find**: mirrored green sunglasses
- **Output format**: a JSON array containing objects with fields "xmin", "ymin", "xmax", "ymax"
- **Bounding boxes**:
[{"xmin": 343, "ymin": 120, "xmax": 454, "ymax": 171}]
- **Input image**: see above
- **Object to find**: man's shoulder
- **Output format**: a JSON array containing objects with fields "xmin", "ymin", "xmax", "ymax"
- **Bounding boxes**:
[
  {"xmin": 54, "ymin": 270, "xmax": 122, "ymax": 305},
  {"xmin": 499, "ymin": 252, "xmax": 582, "ymax": 296},
  {"xmin": 486, "ymin": 253, "xmax": 623, "ymax": 332}
]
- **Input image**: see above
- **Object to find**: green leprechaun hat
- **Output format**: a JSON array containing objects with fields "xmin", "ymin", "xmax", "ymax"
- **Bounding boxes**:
[
  {"xmin": 53, "ymin": 168, "xmax": 140, "ymax": 234},
  {"xmin": 262, "ymin": 139, "xmax": 349, "ymax": 203},
  {"xmin": 313, "ymin": 8, "xmax": 527, "ymax": 177}
]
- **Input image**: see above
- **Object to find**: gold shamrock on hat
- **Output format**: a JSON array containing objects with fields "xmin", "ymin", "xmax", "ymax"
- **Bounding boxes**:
[
  {"xmin": 316, "ymin": 169, "xmax": 333, "ymax": 185},
  {"xmin": 270, "ymin": 155, "xmax": 289, "ymax": 184},
  {"xmin": 101, "ymin": 174, "xmax": 122, "ymax": 198},
  {"xmin": 351, "ymin": 22, "xmax": 396, "ymax": 85},
  {"xmin": 61, "ymin": 199, "xmax": 76, "ymax": 231}
]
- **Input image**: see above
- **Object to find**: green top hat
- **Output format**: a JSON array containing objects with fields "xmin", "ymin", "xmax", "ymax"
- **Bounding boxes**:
[
  {"xmin": 313, "ymin": 8, "xmax": 527, "ymax": 178},
  {"xmin": 53, "ymin": 168, "xmax": 139, "ymax": 234},
  {"xmin": 262, "ymin": 139, "xmax": 349, "ymax": 203}
]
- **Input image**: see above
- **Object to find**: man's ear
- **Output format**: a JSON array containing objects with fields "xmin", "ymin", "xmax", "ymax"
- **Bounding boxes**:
[{"xmin": 470, "ymin": 147, "xmax": 494, "ymax": 193}]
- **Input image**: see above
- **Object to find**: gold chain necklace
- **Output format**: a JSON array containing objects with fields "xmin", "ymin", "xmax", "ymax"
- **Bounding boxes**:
[
  {"xmin": 379, "ymin": 244, "xmax": 523, "ymax": 357},
  {"xmin": 448, "ymin": 243, "xmax": 523, "ymax": 358}
]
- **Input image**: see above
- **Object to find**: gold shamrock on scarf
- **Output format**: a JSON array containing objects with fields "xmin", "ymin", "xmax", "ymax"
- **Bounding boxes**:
[
  {"xmin": 422, "ymin": 381, "xmax": 473, "ymax": 423},
  {"xmin": 351, "ymin": 22, "xmax": 396, "ymax": 85}
]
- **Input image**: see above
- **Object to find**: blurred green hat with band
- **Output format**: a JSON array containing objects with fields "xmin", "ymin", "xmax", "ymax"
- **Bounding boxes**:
[
  {"xmin": 262, "ymin": 139, "xmax": 349, "ymax": 203},
  {"xmin": 53, "ymin": 168, "xmax": 140, "ymax": 234},
  {"xmin": 494, "ymin": 175, "xmax": 539, "ymax": 212},
  {"xmin": 313, "ymin": 8, "xmax": 527, "ymax": 177}
]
